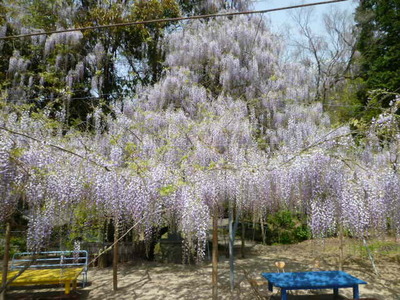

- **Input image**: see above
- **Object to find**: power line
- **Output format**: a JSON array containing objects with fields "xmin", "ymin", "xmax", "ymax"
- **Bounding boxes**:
[{"xmin": 0, "ymin": 0, "xmax": 348, "ymax": 40}]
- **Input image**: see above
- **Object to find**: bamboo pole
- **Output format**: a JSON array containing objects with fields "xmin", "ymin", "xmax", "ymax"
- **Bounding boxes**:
[
  {"xmin": 363, "ymin": 238, "xmax": 379, "ymax": 276},
  {"xmin": 212, "ymin": 207, "xmax": 218, "ymax": 300},
  {"xmin": 1, "ymin": 222, "xmax": 11, "ymax": 300},
  {"xmin": 338, "ymin": 224, "xmax": 344, "ymax": 271}
]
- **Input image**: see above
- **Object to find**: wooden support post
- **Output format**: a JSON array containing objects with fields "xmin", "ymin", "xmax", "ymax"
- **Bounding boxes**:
[
  {"xmin": 113, "ymin": 223, "xmax": 119, "ymax": 291},
  {"xmin": 212, "ymin": 207, "xmax": 218, "ymax": 300},
  {"xmin": 1, "ymin": 222, "xmax": 11, "ymax": 300},
  {"xmin": 228, "ymin": 200, "xmax": 234, "ymax": 291}
]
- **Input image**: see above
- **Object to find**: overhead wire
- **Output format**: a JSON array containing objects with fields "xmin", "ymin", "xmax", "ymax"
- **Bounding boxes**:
[
  {"xmin": 2, "ymin": 0, "xmax": 353, "ymax": 107},
  {"xmin": 3, "ymin": 0, "xmax": 391, "ymax": 114},
  {"xmin": 0, "ymin": 0, "xmax": 348, "ymax": 40}
]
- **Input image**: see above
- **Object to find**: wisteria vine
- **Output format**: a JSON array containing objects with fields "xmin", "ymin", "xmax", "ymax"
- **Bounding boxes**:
[{"xmin": 0, "ymin": 14, "xmax": 399, "ymax": 258}]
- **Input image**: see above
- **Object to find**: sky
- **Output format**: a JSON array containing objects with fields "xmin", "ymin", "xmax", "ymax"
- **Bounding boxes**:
[{"xmin": 253, "ymin": 0, "xmax": 358, "ymax": 34}]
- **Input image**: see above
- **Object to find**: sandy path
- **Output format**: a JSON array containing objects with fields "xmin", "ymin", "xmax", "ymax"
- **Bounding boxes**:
[
  {"xmin": 83, "ymin": 239, "xmax": 400, "ymax": 300},
  {"xmin": 6, "ymin": 238, "xmax": 400, "ymax": 299}
]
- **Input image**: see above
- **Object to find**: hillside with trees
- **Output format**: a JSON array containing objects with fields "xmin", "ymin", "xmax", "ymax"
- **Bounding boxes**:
[{"xmin": 0, "ymin": 0, "xmax": 399, "ymax": 298}]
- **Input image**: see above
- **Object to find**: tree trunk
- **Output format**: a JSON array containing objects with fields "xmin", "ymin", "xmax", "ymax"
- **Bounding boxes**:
[
  {"xmin": 1, "ymin": 222, "xmax": 11, "ymax": 300},
  {"xmin": 240, "ymin": 220, "xmax": 245, "ymax": 259},
  {"xmin": 113, "ymin": 223, "xmax": 119, "ymax": 291},
  {"xmin": 212, "ymin": 208, "xmax": 218, "ymax": 300},
  {"xmin": 252, "ymin": 220, "xmax": 256, "ymax": 242},
  {"xmin": 260, "ymin": 216, "xmax": 266, "ymax": 245},
  {"xmin": 98, "ymin": 221, "xmax": 107, "ymax": 268}
]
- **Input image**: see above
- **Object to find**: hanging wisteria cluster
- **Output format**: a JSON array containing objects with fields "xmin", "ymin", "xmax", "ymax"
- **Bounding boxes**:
[{"xmin": 0, "ymin": 14, "xmax": 399, "ymax": 257}]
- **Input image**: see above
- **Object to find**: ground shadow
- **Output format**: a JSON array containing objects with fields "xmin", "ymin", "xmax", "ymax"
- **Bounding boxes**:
[
  {"xmin": 270, "ymin": 295, "xmax": 347, "ymax": 300},
  {"xmin": 6, "ymin": 290, "xmax": 90, "ymax": 300}
]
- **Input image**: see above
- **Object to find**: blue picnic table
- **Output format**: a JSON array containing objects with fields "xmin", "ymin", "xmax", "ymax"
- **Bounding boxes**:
[{"xmin": 261, "ymin": 270, "xmax": 367, "ymax": 300}]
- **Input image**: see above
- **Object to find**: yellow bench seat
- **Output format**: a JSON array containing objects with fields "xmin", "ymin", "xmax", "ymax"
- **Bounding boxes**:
[{"xmin": 1, "ymin": 267, "xmax": 84, "ymax": 294}]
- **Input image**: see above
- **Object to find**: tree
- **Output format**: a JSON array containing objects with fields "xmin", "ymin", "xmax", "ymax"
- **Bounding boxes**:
[
  {"xmin": 291, "ymin": 6, "xmax": 358, "ymax": 109},
  {"xmin": 0, "ymin": 0, "xmax": 181, "ymax": 125},
  {"xmin": 178, "ymin": 0, "xmax": 250, "ymax": 15},
  {"xmin": 355, "ymin": 0, "xmax": 400, "ymax": 103}
]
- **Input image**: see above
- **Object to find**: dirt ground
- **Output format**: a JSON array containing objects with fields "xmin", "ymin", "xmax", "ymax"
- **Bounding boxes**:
[{"xmin": 6, "ymin": 238, "xmax": 400, "ymax": 300}]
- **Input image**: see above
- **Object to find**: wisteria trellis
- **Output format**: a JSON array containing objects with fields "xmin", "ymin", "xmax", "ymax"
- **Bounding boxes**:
[{"xmin": 0, "ymin": 15, "xmax": 399, "ymax": 259}]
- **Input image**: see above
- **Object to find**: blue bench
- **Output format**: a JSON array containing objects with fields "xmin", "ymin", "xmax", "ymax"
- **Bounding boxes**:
[{"xmin": 261, "ymin": 270, "xmax": 367, "ymax": 300}]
